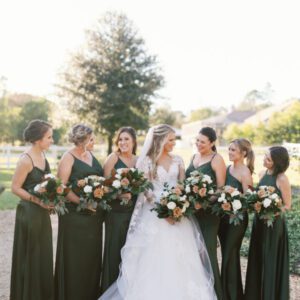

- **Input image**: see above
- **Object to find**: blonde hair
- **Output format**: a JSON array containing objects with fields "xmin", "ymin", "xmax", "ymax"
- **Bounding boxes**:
[
  {"xmin": 147, "ymin": 124, "xmax": 175, "ymax": 178},
  {"xmin": 231, "ymin": 138, "xmax": 255, "ymax": 174},
  {"xmin": 68, "ymin": 124, "xmax": 93, "ymax": 146}
]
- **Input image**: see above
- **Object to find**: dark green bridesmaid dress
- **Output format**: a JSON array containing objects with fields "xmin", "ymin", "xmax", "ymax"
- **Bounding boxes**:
[
  {"xmin": 10, "ymin": 154, "xmax": 54, "ymax": 300},
  {"xmin": 54, "ymin": 153, "xmax": 105, "ymax": 300},
  {"xmin": 245, "ymin": 172, "xmax": 289, "ymax": 300},
  {"xmin": 100, "ymin": 157, "xmax": 137, "ymax": 294},
  {"xmin": 218, "ymin": 166, "xmax": 248, "ymax": 300},
  {"xmin": 186, "ymin": 154, "xmax": 222, "ymax": 300}
]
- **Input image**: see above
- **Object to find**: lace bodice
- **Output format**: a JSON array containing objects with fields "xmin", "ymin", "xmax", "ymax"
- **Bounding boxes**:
[{"xmin": 138, "ymin": 155, "xmax": 185, "ymax": 202}]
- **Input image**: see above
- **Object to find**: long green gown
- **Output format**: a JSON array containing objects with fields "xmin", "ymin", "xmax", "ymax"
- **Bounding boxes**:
[
  {"xmin": 10, "ymin": 154, "xmax": 54, "ymax": 300},
  {"xmin": 100, "ymin": 157, "xmax": 137, "ymax": 294},
  {"xmin": 54, "ymin": 153, "xmax": 105, "ymax": 300},
  {"xmin": 218, "ymin": 166, "xmax": 248, "ymax": 300},
  {"xmin": 245, "ymin": 172, "xmax": 289, "ymax": 300},
  {"xmin": 186, "ymin": 155, "xmax": 222, "ymax": 300}
]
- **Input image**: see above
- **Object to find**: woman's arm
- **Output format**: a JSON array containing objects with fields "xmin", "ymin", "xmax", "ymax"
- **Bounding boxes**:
[
  {"xmin": 103, "ymin": 153, "xmax": 119, "ymax": 178},
  {"xmin": 212, "ymin": 154, "xmax": 226, "ymax": 188},
  {"xmin": 277, "ymin": 174, "xmax": 292, "ymax": 211},
  {"xmin": 241, "ymin": 168, "xmax": 253, "ymax": 194},
  {"xmin": 57, "ymin": 152, "xmax": 80, "ymax": 204}
]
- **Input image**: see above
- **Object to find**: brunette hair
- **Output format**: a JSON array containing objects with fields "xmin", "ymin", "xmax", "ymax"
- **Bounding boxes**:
[{"xmin": 23, "ymin": 119, "xmax": 52, "ymax": 143}]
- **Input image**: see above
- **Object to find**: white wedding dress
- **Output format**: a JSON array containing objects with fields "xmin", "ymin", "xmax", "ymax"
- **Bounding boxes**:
[{"xmin": 100, "ymin": 155, "xmax": 216, "ymax": 300}]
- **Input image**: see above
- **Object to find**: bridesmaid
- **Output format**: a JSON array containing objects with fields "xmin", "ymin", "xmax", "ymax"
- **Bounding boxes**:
[
  {"xmin": 10, "ymin": 119, "xmax": 54, "ymax": 300},
  {"xmin": 245, "ymin": 146, "xmax": 291, "ymax": 300},
  {"xmin": 218, "ymin": 138, "xmax": 254, "ymax": 300},
  {"xmin": 100, "ymin": 127, "xmax": 138, "ymax": 293},
  {"xmin": 186, "ymin": 127, "xmax": 226, "ymax": 300},
  {"xmin": 54, "ymin": 124, "xmax": 105, "ymax": 300}
]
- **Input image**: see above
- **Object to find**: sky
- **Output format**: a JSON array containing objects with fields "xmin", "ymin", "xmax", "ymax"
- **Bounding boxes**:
[{"xmin": 0, "ymin": 0, "xmax": 300, "ymax": 114}]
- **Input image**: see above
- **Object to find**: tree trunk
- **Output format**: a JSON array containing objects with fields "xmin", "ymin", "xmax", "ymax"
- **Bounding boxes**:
[{"xmin": 107, "ymin": 135, "xmax": 113, "ymax": 155}]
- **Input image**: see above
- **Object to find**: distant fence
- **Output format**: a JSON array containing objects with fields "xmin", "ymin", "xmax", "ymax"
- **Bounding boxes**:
[
  {"xmin": 0, "ymin": 143, "xmax": 299, "ymax": 170},
  {"xmin": 0, "ymin": 145, "xmax": 107, "ymax": 170}
]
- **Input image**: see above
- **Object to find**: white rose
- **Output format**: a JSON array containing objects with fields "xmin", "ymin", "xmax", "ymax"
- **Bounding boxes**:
[
  {"xmin": 83, "ymin": 185, "xmax": 93, "ymax": 193},
  {"xmin": 185, "ymin": 186, "xmax": 191, "ymax": 193},
  {"xmin": 115, "ymin": 174, "xmax": 121, "ymax": 180},
  {"xmin": 130, "ymin": 168, "xmax": 136, "ymax": 172},
  {"xmin": 246, "ymin": 189, "xmax": 253, "ymax": 194},
  {"xmin": 41, "ymin": 181, "xmax": 48, "ymax": 188},
  {"xmin": 232, "ymin": 199, "xmax": 242, "ymax": 211},
  {"xmin": 203, "ymin": 183, "xmax": 207, "ymax": 187},
  {"xmin": 263, "ymin": 198, "xmax": 272, "ymax": 208},
  {"xmin": 112, "ymin": 180, "xmax": 121, "ymax": 189},
  {"xmin": 208, "ymin": 189, "xmax": 214, "ymax": 195},
  {"xmin": 270, "ymin": 193, "xmax": 278, "ymax": 200},
  {"xmin": 94, "ymin": 182, "xmax": 100, "ymax": 187},
  {"xmin": 180, "ymin": 195, "xmax": 187, "ymax": 202},
  {"xmin": 45, "ymin": 173, "xmax": 55, "ymax": 179},
  {"xmin": 162, "ymin": 191, "xmax": 169, "ymax": 197},
  {"xmin": 203, "ymin": 175, "xmax": 212, "ymax": 184},
  {"xmin": 167, "ymin": 201, "xmax": 176, "ymax": 210},
  {"xmin": 231, "ymin": 190, "xmax": 240, "ymax": 197},
  {"xmin": 183, "ymin": 200, "xmax": 190, "ymax": 208},
  {"xmin": 34, "ymin": 184, "xmax": 41, "ymax": 192},
  {"xmin": 117, "ymin": 168, "xmax": 125, "ymax": 174}
]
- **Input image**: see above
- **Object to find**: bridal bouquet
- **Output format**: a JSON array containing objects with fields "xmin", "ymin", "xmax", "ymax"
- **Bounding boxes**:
[
  {"xmin": 184, "ymin": 170, "xmax": 216, "ymax": 211},
  {"xmin": 30, "ymin": 173, "xmax": 69, "ymax": 215},
  {"xmin": 108, "ymin": 168, "xmax": 153, "ymax": 206},
  {"xmin": 74, "ymin": 175, "xmax": 112, "ymax": 212},
  {"xmin": 211, "ymin": 186, "xmax": 247, "ymax": 225},
  {"xmin": 245, "ymin": 185, "xmax": 283, "ymax": 227},
  {"xmin": 151, "ymin": 182, "xmax": 193, "ymax": 222}
]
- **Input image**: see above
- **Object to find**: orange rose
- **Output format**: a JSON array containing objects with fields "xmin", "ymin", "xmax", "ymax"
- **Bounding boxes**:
[
  {"xmin": 192, "ymin": 186, "xmax": 199, "ymax": 193},
  {"xmin": 194, "ymin": 202, "xmax": 202, "ymax": 210},
  {"xmin": 254, "ymin": 202, "xmax": 262, "ymax": 213},
  {"xmin": 199, "ymin": 188, "xmax": 207, "ymax": 198},
  {"xmin": 94, "ymin": 187, "xmax": 104, "ymax": 199},
  {"xmin": 173, "ymin": 187, "xmax": 182, "ymax": 196},
  {"xmin": 56, "ymin": 185, "xmax": 64, "ymax": 194},
  {"xmin": 224, "ymin": 186, "xmax": 235, "ymax": 194},
  {"xmin": 173, "ymin": 207, "xmax": 183, "ymax": 218},
  {"xmin": 77, "ymin": 179, "xmax": 86, "ymax": 187},
  {"xmin": 222, "ymin": 202, "xmax": 231, "ymax": 211},
  {"xmin": 268, "ymin": 186, "xmax": 276, "ymax": 193},
  {"xmin": 257, "ymin": 190, "xmax": 266, "ymax": 198},
  {"xmin": 121, "ymin": 178, "xmax": 130, "ymax": 187}
]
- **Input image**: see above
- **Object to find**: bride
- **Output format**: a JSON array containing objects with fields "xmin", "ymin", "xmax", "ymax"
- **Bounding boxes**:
[{"xmin": 100, "ymin": 124, "xmax": 216, "ymax": 300}]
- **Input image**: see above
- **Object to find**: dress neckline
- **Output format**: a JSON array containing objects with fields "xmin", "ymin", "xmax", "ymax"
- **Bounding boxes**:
[{"xmin": 72, "ymin": 153, "xmax": 95, "ymax": 168}]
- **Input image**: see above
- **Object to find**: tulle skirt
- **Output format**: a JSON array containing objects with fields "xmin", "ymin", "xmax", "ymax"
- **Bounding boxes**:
[{"xmin": 100, "ymin": 199, "xmax": 216, "ymax": 300}]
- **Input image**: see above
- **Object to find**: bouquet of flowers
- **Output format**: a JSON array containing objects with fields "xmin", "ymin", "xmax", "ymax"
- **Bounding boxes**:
[
  {"xmin": 74, "ymin": 175, "xmax": 112, "ymax": 212},
  {"xmin": 245, "ymin": 185, "xmax": 283, "ymax": 227},
  {"xmin": 108, "ymin": 168, "xmax": 153, "ymax": 206},
  {"xmin": 151, "ymin": 182, "xmax": 193, "ymax": 222},
  {"xmin": 211, "ymin": 186, "xmax": 247, "ymax": 225},
  {"xmin": 184, "ymin": 170, "xmax": 216, "ymax": 211},
  {"xmin": 31, "ymin": 173, "xmax": 69, "ymax": 215}
]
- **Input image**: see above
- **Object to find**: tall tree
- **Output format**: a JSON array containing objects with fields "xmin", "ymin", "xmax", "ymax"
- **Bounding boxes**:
[{"xmin": 58, "ymin": 12, "xmax": 164, "ymax": 153}]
